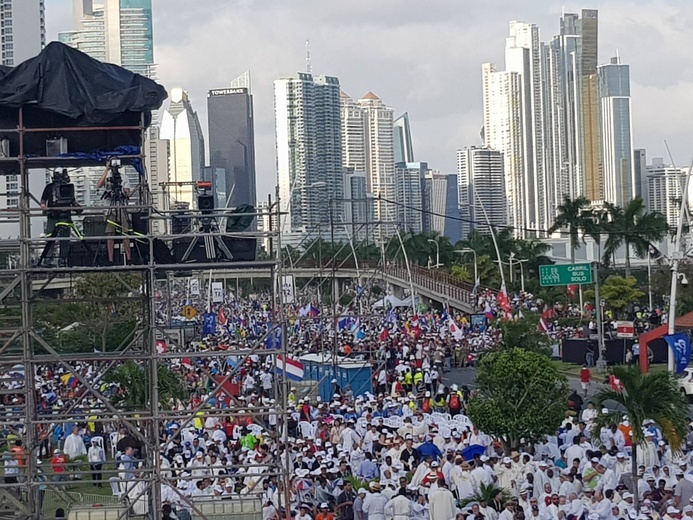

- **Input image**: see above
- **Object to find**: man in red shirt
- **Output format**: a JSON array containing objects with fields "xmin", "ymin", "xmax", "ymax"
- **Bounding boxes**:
[
  {"xmin": 580, "ymin": 365, "xmax": 591, "ymax": 397},
  {"xmin": 50, "ymin": 449, "xmax": 68, "ymax": 481}
]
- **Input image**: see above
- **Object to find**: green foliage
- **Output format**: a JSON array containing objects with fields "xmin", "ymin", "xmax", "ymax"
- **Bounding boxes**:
[
  {"xmin": 460, "ymin": 483, "xmax": 511, "ymax": 507},
  {"xmin": 495, "ymin": 318, "xmax": 551, "ymax": 357},
  {"xmin": 105, "ymin": 360, "xmax": 187, "ymax": 410},
  {"xmin": 592, "ymin": 366, "xmax": 688, "ymax": 451},
  {"xmin": 548, "ymin": 195, "xmax": 591, "ymax": 262},
  {"xmin": 602, "ymin": 198, "xmax": 669, "ymax": 276},
  {"xmin": 599, "ymin": 275, "xmax": 645, "ymax": 315},
  {"xmin": 467, "ymin": 348, "xmax": 570, "ymax": 453}
]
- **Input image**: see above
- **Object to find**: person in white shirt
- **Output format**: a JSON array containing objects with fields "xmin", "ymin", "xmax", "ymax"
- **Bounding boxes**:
[
  {"xmin": 383, "ymin": 488, "xmax": 410, "ymax": 520},
  {"xmin": 63, "ymin": 426, "xmax": 87, "ymax": 460},
  {"xmin": 87, "ymin": 438, "xmax": 106, "ymax": 487}
]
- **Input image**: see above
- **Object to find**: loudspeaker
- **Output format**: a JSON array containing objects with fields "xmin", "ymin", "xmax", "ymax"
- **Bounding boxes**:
[
  {"xmin": 131, "ymin": 212, "xmax": 148, "ymax": 234},
  {"xmin": 82, "ymin": 217, "xmax": 106, "ymax": 237},
  {"xmin": 67, "ymin": 240, "xmax": 108, "ymax": 266}
]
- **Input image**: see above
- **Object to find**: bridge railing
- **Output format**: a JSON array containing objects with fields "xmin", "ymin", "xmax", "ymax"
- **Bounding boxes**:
[{"xmin": 384, "ymin": 264, "xmax": 475, "ymax": 307}]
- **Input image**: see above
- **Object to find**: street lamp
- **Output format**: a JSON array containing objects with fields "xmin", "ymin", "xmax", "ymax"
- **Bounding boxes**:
[
  {"xmin": 455, "ymin": 248, "xmax": 478, "ymax": 289},
  {"xmin": 509, "ymin": 253, "xmax": 529, "ymax": 293},
  {"xmin": 427, "ymin": 238, "xmax": 441, "ymax": 269}
]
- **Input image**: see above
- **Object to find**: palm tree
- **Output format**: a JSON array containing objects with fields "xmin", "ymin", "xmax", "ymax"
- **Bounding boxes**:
[
  {"xmin": 548, "ymin": 195, "xmax": 591, "ymax": 262},
  {"xmin": 106, "ymin": 360, "xmax": 188, "ymax": 410},
  {"xmin": 591, "ymin": 366, "xmax": 688, "ymax": 507},
  {"xmin": 602, "ymin": 198, "xmax": 669, "ymax": 276}
]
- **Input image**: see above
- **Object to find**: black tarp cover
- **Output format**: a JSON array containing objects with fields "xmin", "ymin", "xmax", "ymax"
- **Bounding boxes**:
[{"xmin": 0, "ymin": 42, "xmax": 167, "ymax": 126}]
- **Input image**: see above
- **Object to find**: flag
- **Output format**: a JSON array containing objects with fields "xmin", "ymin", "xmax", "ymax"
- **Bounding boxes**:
[
  {"xmin": 538, "ymin": 305, "xmax": 555, "ymax": 333},
  {"xmin": 567, "ymin": 284, "xmax": 578, "ymax": 299},
  {"xmin": 386, "ymin": 308, "xmax": 397, "ymax": 324},
  {"xmin": 472, "ymin": 277, "xmax": 480, "ymax": 294},
  {"xmin": 484, "ymin": 302, "xmax": 494, "ymax": 320},
  {"xmin": 218, "ymin": 307, "xmax": 227, "ymax": 326},
  {"xmin": 497, "ymin": 284, "xmax": 512, "ymax": 316},
  {"xmin": 298, "ymin": 304, "xmax": 310, "ymax": 317},
  {"xmin": 275, "ymin": 355, "xmax": 304, "ymax": 381},
  {"xmin": 664, "ymin": 332, "xmax": 692, "ymax": 374},
  {"xmin": 338, "ymin": 314, "xmax": 351, "ymax": 331},
  {"xmin": 202, "ymin": 313, "xmax": 216, "ymax": 336},
  {"xmin": 264, "ymin": 325, "xmax": 282, "ymax": 350},
  {"xmin": 379, "ymin": 326, "xmax": 390, "ymax": 341},
  {"xmin": 308, "ymin": 305, "xmax": 320, "ymax": 317},
  {"xmin": 155, "ymin": 340, "xmax": 167, "ymax": 354},
  {"xmin": 448, "ymin": 318, "xmax": 463, "ymax": 340}
]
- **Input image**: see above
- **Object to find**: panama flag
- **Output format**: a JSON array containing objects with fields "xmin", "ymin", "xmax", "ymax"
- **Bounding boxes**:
[
  {"xmin": 538, "ymin": 305, "xmax": 555, "ymax": 333},
  {"xmin": 308, "ymin": 305, "xmax": 320, "ymax": 317},
  {"xmin": 448, "ymin": 318, "xmax": 463, "ymax": 340},
  {"xmin": 497, "ymin": 283, "xmax": 512, "ymax": 316},
  {"xmin": 484, "ymin": 302, "xmax": 494, "ymax": 320},
  {"xmin": 155, "ymin": 340, "xmax": 168, "ymax": 354},
  {"xmin": 275, "ymin": 355, "xmax": 305, "ymax": 381}
]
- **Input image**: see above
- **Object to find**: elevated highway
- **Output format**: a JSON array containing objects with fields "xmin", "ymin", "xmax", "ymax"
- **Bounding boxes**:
[{"xmin": 30, "ymin": 262, "xmax": 477, "ymax": 313}]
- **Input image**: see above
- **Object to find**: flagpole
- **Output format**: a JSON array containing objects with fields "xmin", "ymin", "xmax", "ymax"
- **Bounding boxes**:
[
  {"xmin": 473, "ymin": 190, "xmax": 506, "ymax": 288},
  {"xmin": 395, "ymin": 226, "xmax": 417, "ymax": 316},
  {"xmin": 207, "ymin": 269, "xmax": 213, "ymax": 313}
]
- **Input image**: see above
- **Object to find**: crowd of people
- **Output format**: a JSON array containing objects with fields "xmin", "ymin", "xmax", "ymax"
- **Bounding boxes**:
[{"xmin": 0, "ymin": 282, "xmax": 677, "ymax": 520}]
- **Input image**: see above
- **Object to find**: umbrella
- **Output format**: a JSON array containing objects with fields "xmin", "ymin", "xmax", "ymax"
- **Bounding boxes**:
[{"xmin": 461, "ymin": 444, "xmax": 486, "ymax": 461}]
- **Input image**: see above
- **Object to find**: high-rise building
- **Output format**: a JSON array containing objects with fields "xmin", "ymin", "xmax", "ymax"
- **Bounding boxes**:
[
  {"xmin": 145, "ymin": 126, "xmax": 169, "ymax": 234},
  {"xmin": 342, "ymin": 168, "xmax": 369, "ymax": 242},
  {"xmin": 424, "ymin": 171, "xmax": 460, "ymax": 243},
  {"xmin": 207, "ymin": 72, "xmax": 257, "ymax": 209},
  {"xmin": 646, "ymin": 158, "xmax": 690, "ymax": 229},
  {"xmin": 274, "ymin": 73, "xmax": 343, "ymax": 239},
  {"xmin": 159, "ymin": 88, "xmax": 205, "ymax": 210},
  {"xmin": 393, "ymin": 113, "xmax": 415, "ymax": 164},
  {"xmin": 482, "ymin": 62, "xmax": 523, "ymax": 234},
  {"xmin": 634, "ymin": 149, "xmax": 647, "ymax": 204},
  {"xmin": 395, "ymin": 162, "xmax": 426, "ymax": 234},
  {"xmin": 599, "ymin": 56, "xmax": 634, "ymax": 207},
  {"xmin": 61, "ymin": 0, "xmax": 155, "ymax": 78},
  {"xmin": 0, "ymin": 0, "xmax": 45, "ymax": 66},
  {"xmin": 457, "ymin": 147, "xmax": 506, "ymax": 238},
  {"xmin": 340, "ymin": 91, "xmax": 396, "ymax": 242}
]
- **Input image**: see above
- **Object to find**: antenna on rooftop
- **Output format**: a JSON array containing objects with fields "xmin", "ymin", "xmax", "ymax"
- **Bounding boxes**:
[{"xmin": 305, "ymin": 40, "xmax": 312, "ymax": 74}]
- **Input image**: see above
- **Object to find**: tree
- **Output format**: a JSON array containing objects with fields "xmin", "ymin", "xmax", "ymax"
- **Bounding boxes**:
[
  {"xmin": 460, "ymin": 482, "xmax": 511, "ymax": 507},
  {"xmin": 451, "ymin": 254, "xmax": 499, "ymax": 288},
  {"xmin": 602, "ymin": 198, "xmax": 669, "ymax": 276},
  {"xmin": 594, "ymin": 275, "xmax": 644, "ymax": 316},
  {"xmin": 591, "ymin": 366, "xmax": 688, "ymax": 507},
  {"xmin": 467, "ymin": 348, "xmax": 569, "ymax": 453},
  {"xmin": 495, "ymin": 318, "xmax": 551, "ymax": 357},
  {"xmin": 548, "ymin": 195, "xmax": 591, "ymax": 263},
  {"xmin": 105, "ymin": 360, "xmax": 187, "ymax": 410}
]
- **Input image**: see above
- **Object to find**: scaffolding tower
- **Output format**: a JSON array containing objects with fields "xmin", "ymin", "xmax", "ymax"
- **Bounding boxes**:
[{"xmin": 0, "ymin": 104, "xmax": 290, "ymax": 520}]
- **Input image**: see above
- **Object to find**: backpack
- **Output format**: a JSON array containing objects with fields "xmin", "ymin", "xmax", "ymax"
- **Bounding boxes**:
[{"xmin": 449, "ymin": 393, "xmax": 460, "ymax": 410}]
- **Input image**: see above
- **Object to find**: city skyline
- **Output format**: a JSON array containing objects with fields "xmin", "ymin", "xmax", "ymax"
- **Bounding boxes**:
[{"xmin": 43, "ymin": 0, "xmax": 693, "ymax": 203}]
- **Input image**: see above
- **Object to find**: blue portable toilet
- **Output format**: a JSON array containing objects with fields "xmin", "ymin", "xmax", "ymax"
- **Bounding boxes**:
[{"xmin": 300, "ymin": 353, "xmax": 373, "ymax": 402}]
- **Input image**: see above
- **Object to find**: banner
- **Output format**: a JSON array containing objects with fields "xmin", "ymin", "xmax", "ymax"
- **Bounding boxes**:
[
  {"xmin": 664, "ymin": 332, "xmax": 692, "ymax": 374},
  {"xmin": 190, "ymin": 279, "xmax": 200, "ymax": 296},
  {"xmin": 281, "ymin": 275, "xmax": 295, "ymax": 304},
  {"xmin": 202, "ymin": 312, "xmax": 217, "ymax": 336},
  {"xmin": 471, "ymin": 314, "xmax": 487, "ymax": 332},
  {"xmin": 211, "ymin": 282, "xmax": 224, "ymax": 303}
]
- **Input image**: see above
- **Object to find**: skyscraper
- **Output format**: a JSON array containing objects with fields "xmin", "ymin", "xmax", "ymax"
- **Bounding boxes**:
[
  {"xmin": 340, "ymin": 91, "xmax": 396, "ymax": 242},
  {"xmin": 207, "ymin": 72, "xmax": 257, "ymax": 209},
  {"xmin": 61, "ymin": 0, "xmax": 155, "ymax": 78},
  {"xmin": 395, "ymin": 162, "xmax": 425, "ymax": 234},
  {"xmin": 0, "ymin": 0, "xmax": 45, "ymax": 66},
  {"xmin": 159, "ymin": 88, "xmax": 205, "ymax": 209},
  {"xmin": 424, "ymin": 171, "xmax": 460, "ymax": 243},
  {"xmin": 482, "ymin": 62, "xmax": 523, "ymax": 234},
  {"xmin": 393, "ymin": 113, "xmax": 415, "ymax": 164},
  {"xmin": 646, "ymin": 158, "xmax": 690, "ymax": 229},
  {"xmin": 599, "ymin": 56, "xmax": 634, "ymax": 207},
  {"xmin": 457, "ymin": 147, "xmax": 507, "ymax": 238},
  {"xmin": 580, "ymin": 9, "xmax": 602, "ymax": 202},
  {"xmin": 634, "ymin": 149, "xmax": 647, "ymax": 204},
  {"xmin": 274, "ymin": 73, "xmax": 343, "ymax": 239}
]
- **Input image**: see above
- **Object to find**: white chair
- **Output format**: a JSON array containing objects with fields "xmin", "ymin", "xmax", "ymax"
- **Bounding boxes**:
[
  {"xmin": 109, "ymin": 476, "xmax": 124, "ymax": 498},
  {"xmin": 109, "ymin": 431, "xmax": 119, "ymax": 459},
  {"xmin": 91, "ymin": 435, "xmax": 104, "ymax": 450},
  {"xmin": 298, "ymin": 421, "xmax": 312, "ymax": 438}
]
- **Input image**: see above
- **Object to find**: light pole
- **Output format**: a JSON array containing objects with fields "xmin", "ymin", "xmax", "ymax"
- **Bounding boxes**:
[
  {"xmin": 455, "ymin": 248, "xmax": 478, "ymax": 288},
  {"xmin": 427, "ymin": 238, "xmax": 441, "ymax": 269}
]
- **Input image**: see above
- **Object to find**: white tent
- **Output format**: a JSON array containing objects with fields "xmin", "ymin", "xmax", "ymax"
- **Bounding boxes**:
[{"xmin": 371, "ymin": 294, "xmax": 417, "ymax": 309}]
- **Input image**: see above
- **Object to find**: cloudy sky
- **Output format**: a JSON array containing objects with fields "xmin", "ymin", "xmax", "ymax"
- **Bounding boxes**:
[{"xmin": 45, "ymin": 0, "xmax": 693, "ymax": 200}]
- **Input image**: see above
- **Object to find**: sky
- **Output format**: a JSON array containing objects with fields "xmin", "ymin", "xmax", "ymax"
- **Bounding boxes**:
[{"xmin": 45, "ymin": 0, "xmax": 693, "ymax": 201}]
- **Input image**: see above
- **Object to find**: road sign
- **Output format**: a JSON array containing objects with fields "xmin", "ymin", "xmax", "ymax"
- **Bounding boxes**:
[
  {"xmin": 615, "ymin": 321, "xmax": 635, "ymax": 338},
  {"xmin": 182, "ymin": 305, "xmax": 198, "ymax": 320},
  {"xmin": 211, "ymin": 282, "xmax": 224, "ymax": 303},
  {"xmin": 539, "ymin": 263, "xmax": 593, "ymax": 287},
  {"xmin": 281, "ymin": 275, "xmax": 295, "ymax": 304}
]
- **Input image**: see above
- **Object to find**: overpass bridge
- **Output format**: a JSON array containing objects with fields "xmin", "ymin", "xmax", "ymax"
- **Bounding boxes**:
[{"xmin": 30, "ymin": 263, "xmax": 477, "ymax": 313}]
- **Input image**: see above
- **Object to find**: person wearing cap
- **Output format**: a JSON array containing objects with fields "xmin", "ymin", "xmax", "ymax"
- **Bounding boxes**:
[
  {"xmin": 362, "ymin": 482, "xmax": 387, "ymax": 520},
  {"xmin": 637, "ymin": 430, "xmax": 659, "ymax": 469},
  {"xmin": 450, "ymin": 458, "xmax": 477, "ymax": 502},
  {"xmin": 497, "ymin": 456, "xmax": 520, "ymax": 496},
  {"xmin": 316, "ymin": 502, "xmax": 335, "ymax": 520},
  {"xmin": 675, "ymin": 468, "xmax": 693, "ymax": 509},
  {"xmin": 665, "ymin": 506, "xmax": 682, "ymax": 520},
  {"xmin": 354, "ymin": 488, "xmax": 368, "ymax": 520},
  {"xmin": 583, "ymin": 457, "xmax": 603, "ymax": 491},
  {"xmin": 297, "ymin": 503, "xmax": 313, "ymax": 520}
]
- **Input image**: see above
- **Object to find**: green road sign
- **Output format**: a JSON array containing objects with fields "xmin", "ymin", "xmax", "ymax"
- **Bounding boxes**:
[{"xmin": 539, "ymin": 263, "xmax": 593, "ymax": 286}]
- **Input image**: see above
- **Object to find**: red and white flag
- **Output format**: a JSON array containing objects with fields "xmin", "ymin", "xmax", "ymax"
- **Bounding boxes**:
[{"xmin": 497, "ymin": 283, "xmax": 512, "ymax": 317}]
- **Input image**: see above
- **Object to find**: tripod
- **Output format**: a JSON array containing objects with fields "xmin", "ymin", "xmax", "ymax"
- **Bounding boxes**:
[
  {"xmin": 180, "ymin": 216, "xmax": 234, "ymax": 263},
  {"xmin": 37, "ymin": 214, "xmax": 93, "ymax": 267}
]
